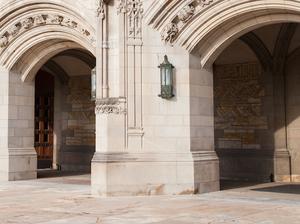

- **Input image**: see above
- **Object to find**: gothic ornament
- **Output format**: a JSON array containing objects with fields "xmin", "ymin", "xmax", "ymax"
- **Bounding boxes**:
[
  {"xmin": 0, "ymin": 14, "xmax": 93, "ymax": 51},
  {"xmin": 22, "ymin": 17, "xmax": 34, "ymax": 29},
  {"xmin": 178, "ymin": 5, "xmax": 195, "ymax": 23},
  {"xmin": 0, "ymin": 36, "xmax": 8, "ymax": 48},
  {"xmin": 198, "ymin": 0, "xmax": 214, "ymax": 7},
  {"xmin": 95, "ymin": 98, "xmax": 127, "ymax": 114},
  {"xmin": 161, "ymin": 23, "xmax": 179, "ymax": 44},
  {"xmin": 97, "ymin": 0, "xmax": 105, "ymax": 19},
  {"xmin": 117, "ymin": 0, "xmax": 127, "ymax": 14},
  {"xmin": 127, "ymin": 0, "xmax": 143, "ymax": 39}
]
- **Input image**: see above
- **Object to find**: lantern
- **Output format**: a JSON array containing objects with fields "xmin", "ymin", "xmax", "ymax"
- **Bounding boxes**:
[
  {"xmin": 91, "ymin": 67, "xmax": 96, "ymax": 101},
  {"xmin": 158, "ymin": 55, "xmax": 175, "ymax": 99}
]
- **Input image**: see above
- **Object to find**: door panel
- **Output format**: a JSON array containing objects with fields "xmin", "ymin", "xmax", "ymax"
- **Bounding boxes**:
[{"xmin": 35, "ymin": 71, "xmax": 54, "ymax": 169}]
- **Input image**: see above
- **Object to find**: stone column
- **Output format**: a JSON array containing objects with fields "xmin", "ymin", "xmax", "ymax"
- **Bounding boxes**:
[
  {"xmin": 189, "ymin": 55, "xmax": 220, "ymax": 193},
  {"xmin": 91, "ymin": 0, "xmax": 128, "ymax": 196},
  {"xmin": 272, "ymin": 24, "xmax": 296, "ymax": 182},
  {"xmin": 273, "ymin": 70, "xmax": 291, "ymax": 182},
  {"xmin": 0, "ymin": 66, "xmax": 37, "ymax": 181}
]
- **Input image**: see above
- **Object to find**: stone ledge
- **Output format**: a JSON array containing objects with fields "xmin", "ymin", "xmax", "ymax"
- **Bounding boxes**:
[{"xmin": 92, "ymin": 151, "xmax": 218, "ymax": 163}]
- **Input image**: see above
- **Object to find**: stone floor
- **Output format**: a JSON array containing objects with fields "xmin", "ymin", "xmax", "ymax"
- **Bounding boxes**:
[{"xmin": 1, "ymin": 173, "xmax": 300, "ymax": 224}]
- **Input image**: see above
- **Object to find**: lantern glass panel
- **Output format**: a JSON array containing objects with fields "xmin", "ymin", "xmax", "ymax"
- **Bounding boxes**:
[
  {"xmin": 165, "ymin": 66, "xmax": 172, "ymax": 86},
  {"xmin": 91, "ymin": 67, "xmax": 96, "ymax": 101},
  {"xmin": 161, "ymin": 67, "xmax": 166, "ymax": 85}
]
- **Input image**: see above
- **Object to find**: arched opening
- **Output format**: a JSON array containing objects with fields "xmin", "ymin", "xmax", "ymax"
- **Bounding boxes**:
[
  {"xmin": 33, "ymin": 50, "xmax": 96, "ymax": 180},
  {"xmin": 0, "ymin": 1, "xmax": 96, "ymax": 182},
  {"xmin": 213, "ymin": 22, "xmax": 300, "ymax": 189}
]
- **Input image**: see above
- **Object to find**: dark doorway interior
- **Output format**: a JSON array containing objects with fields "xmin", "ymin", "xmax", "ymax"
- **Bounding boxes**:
[{"xmin": 35, "ymin": 71, "xmax": 55, "ymax": 169}]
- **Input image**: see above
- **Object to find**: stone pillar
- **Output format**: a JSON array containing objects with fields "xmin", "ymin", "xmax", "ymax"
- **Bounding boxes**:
[
  {"xmin": 92, "ymin": 98, "xmax": 127, "ymax": 196},
  {"xmin": 189, "ymin": 55, "xmax": 220, "ymax": 193},
  {"xmin": 92, "ymin": 0, "xmax": 128, "ymax": 196},
  {"xmin": 0, "ymin": 66, "xmax": 37, "ymax": 181},
  {"xmin": 273, "ymin": 71, "xmax": 291, "ymax": 182}
]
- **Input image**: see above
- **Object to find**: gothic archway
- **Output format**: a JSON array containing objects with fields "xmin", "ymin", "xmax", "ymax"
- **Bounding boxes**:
[
  {"xmin": 0, "ymin": 0, "xmax": 96, "ymax": 181},
  {"xmin": 0, "ymin": 0, "xmax": 96, "ymax": 78},
  {"xmin": 146, "ymin": 0, "xmax": 300, "ymax": 67}
]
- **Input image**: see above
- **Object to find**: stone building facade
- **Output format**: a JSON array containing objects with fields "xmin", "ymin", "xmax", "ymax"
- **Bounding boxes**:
[{"xmin": 1, "ymin": 0, "xmax": 300, "ymax": 196}]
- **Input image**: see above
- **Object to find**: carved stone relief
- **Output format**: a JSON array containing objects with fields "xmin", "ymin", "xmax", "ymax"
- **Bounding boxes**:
[
  {"xmin": 97, "ymin": 0, "xmax": 107, "ymax": 19},
  {"xmin": 0, "ymin": 14, "xmax": 94, "ymax": 52},
  {"xmin": 178, "ymin": 5, "xmax": 195, "ymax": 23},
  {"xmin": 117, "ymin": 0, "xmax": 143, "ymax": 39},
  {"xmin": 161, "ymin": 0, "xmax": 216, "ymax": 44},
  {"xmin": 95, "ymin": 98, "xmax": 127, "ymax": 114},
  {"xmin": 117, "ymin": 0, "xmax": 127, "ymax": 14},
  {"xmin": 127, "ymin": 0, "xmax": 143, "ymax": 39},
  {"xmin": 198, "ymin": 0, "xmax": 214, "ymax": 7},
  {"xmin": 161, "ymin": 23, "xmax": 179, "ymax": 44}
]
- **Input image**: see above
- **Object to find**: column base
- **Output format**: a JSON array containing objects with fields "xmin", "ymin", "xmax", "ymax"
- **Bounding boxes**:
[
  {"xmin": 91, "ymin": 151, "xmax": 219, "ymax": 196},
  {"xmin": 0, "ymin": 148, "xmax": 37, "ymax": 181},
  {"xmin": 274, "ymin": 149, "xmax": 291, "ymax": 182}
]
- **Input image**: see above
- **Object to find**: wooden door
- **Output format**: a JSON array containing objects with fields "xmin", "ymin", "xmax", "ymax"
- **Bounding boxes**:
[{"xmin": 34, "ymin": 71, "xmax": 54, "ymax": 169}]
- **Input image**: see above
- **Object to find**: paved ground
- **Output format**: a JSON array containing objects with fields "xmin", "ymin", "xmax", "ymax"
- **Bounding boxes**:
[{"xmin": 1, "ymin": 173, "xmax": 300, "ymax": 224}]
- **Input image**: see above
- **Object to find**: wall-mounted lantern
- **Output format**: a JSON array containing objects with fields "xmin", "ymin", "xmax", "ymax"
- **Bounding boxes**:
[
  {"xmin": 158, "ymin": 55, "xmax": 175, "ymax": 99},
  {"xmin": 91, "ymin": 67, "xmax": 96, "ymax": 101}
]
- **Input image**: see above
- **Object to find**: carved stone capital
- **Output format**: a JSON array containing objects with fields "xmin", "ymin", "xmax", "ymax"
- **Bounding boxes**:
[{"xmin": 95, "ymin": 97, "xmax": 127, "ymax": 115}]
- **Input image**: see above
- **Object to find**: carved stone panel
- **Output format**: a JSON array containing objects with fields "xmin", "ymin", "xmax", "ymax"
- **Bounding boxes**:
[{"xmin": 214, "ymin": 63, "xmax": 268, "ymax": 149}]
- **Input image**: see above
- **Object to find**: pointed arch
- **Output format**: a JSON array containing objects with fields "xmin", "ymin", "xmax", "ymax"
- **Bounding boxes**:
[{"xmin": 147, "ymin": 0, "xmax": 300, "ymax": 68}]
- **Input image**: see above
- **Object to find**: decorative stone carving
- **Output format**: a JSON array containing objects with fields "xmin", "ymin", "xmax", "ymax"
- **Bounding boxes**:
[
  {"xmin": 22, "ymin": 17, "xmax": 34, "ymax": 29},
  {"xmin": 34, "ymin": 15, "xmax": 47, "ymax": 25},
  {"xmin": 97, "ymin": 0, "xmax": 105, "ymax": 19},
  {"xmin": 95, "ymin": 98, "xmax": 127, "ymax": 114},
  {"xmin": 161, "ymin": 23, "xmax": 179, "ymax": 44},
  {"xmin": 117, "ymin": 0, "xmax": 127, "ymax": 14},
  {"xmin": 0, "ymin": 14, "xmax": 94, "ymax": 51},
  {"xmin": 158, "ymin": 0, "xmax": 215, "ymax": 45},
  {"xmin": 127, "ymin": 0, "xmax": 143, "ymax": 39},
  {"xmin": 8, "ymin": 23, "xmax": 22, "ymax": 37},
  {"xmin": 0, "ymin": 36, "xmax": 8, "ymax": 48},
  {"xmin": 178, "ymin": 5, "xmax": 195, "ymax": 23},
  {"xmin": 198, "ymin": 0, "xmax": 214, "ymax": 7},
  {"xmin": 61, "ymin": 18, "xmax": 78, "ymax": 28}
]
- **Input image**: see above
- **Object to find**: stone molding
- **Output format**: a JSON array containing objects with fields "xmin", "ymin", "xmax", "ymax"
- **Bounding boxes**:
[
  {"xmin": 95, "ymin": 97, "xmax": 127, "ymax": 115},
  {"xmin": 6, "ymin": 148, "xmax": 37, "ymax": 156},
  {"xmin": 92, "ymin": 151, "xmax": 218, "ymax": 163},
  {"xmin": 0, "ymin": 13, "xmax": 94, "ymax": 54}
]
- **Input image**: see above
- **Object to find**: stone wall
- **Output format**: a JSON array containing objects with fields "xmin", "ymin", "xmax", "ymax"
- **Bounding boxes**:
[
  {"xmin": 214, "ymin": 63, "xmax": 268, "ymax": 149},
  {"xmin": 214, "ymin": 62, "xmax": 274, "ymax": 181},
  {"xmin": 58, "ymin": 76, "xmax": 95, "ymax": 172}
]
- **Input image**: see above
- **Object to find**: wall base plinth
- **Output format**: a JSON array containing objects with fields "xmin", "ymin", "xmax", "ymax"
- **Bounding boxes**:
[
  {"xmin": 91, "ymin": 151, "xmax": 219, "ymax": 197},
  {"xmin": 0, "ymin": 148, "xmax": 37, "ymax": 181},
  {"xmin": 274, "ymin": 150, "xmax": 291, "ymax": 182}
]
